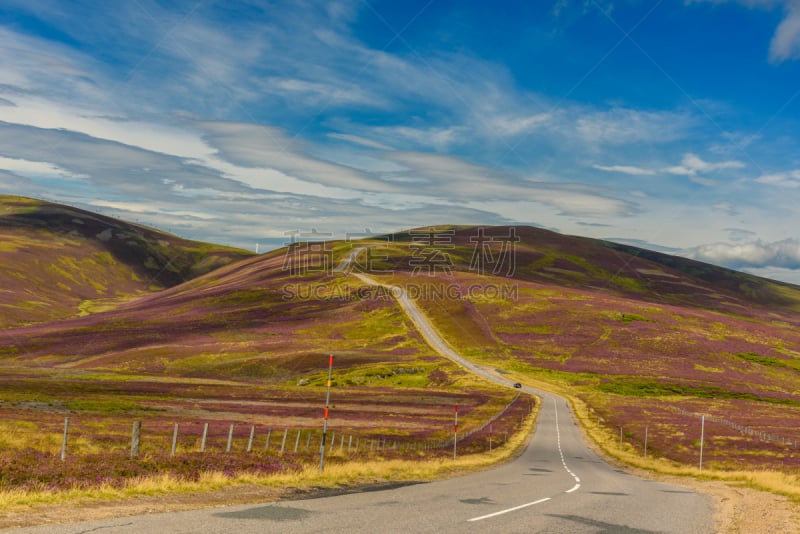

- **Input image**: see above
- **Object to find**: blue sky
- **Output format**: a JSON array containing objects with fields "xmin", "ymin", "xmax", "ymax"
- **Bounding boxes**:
[{"xmin": 1, "ymin": 1, "xmax": 800, "ymax": 282}]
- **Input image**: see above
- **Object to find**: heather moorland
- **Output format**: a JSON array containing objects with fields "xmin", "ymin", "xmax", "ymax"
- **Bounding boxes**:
[
  {"xmin": 372, "ymin": 226, "xmax": 800, "ymax": 473},
  {"xmin": 3, "ymin": 201, "xmax": 800, "ymax": 499},
  {"xmin": 0, "ymin": 199, "xmax": 528, "ymax": 496}
]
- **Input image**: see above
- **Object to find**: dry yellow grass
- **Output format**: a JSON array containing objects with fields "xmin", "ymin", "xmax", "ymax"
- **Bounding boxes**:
[
  {"xmin": 0, "ymin": 421, "xmax": 102, "ymax": 455},
  {"xmin": 0, "ymin": 409, "xmax": 537, "ymax": 511},
  {"xmin": 505, "ymin": 372, "xmax": 800, "ymax": 504}
]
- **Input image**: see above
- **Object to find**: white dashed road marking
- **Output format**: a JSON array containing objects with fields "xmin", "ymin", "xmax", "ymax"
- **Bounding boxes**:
[{"xmin": 468, "ymin": 398, "xmax": 580, "ymax": 522}]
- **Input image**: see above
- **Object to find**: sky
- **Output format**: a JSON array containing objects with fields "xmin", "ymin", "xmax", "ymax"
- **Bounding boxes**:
[{"xmin": 1, "ymin": 1, "xmax": 800, "ymax": 283}]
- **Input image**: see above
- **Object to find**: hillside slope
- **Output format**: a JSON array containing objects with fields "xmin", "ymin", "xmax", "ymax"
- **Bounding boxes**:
[
  {"xmin": 385, "ymin": 225, "xmax": 800, "ymax": 316},
  {"xmin": 0, "ymin": 245, "xmax": 445, "ymax": 383},
  {"xmin": 4, "ymin": 223, "xmax": 800, "ymax": 388},
  {"xmin": 362, "ymin": 226, "xmax": 800, "ymax": 470},
  {"xmin": 0, "ymin": 196, "xmax": 252, "ymax": 327},
  {"xmin": 2, "ymin": 220, "xmax": 800, "ymax": 471}
]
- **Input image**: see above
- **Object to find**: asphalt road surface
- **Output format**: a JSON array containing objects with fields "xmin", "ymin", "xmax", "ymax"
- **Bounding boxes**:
[
  {"xmin": 11, "ymin": 392, "xmax": 714, "ymax": 533},
  {"xmin": 10, "ymin": 254, "xmax": 716, "ymax": 533}
]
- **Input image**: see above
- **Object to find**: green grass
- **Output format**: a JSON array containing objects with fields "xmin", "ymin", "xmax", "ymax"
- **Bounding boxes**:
[
  {"xmin": 609, "ymin": 311, "xmax": 652, "ymax": 324},
  {"xmin": 63, "ymin": 399, "xmax": 147, "ymax": 413},
  {"xmin": 314, "ymin": 363, "xmax": 434, "ymax": 387},
  {"xmin": 165, "ymin": 352, "xmax": 271, "ymax": 377},
  {"xmin": 736, "ymin": 351, "xmax": 785, "ymax": 368},
  {"xmin": 596, "ymin": 378, "xmax": 800, "ymax": 406}
]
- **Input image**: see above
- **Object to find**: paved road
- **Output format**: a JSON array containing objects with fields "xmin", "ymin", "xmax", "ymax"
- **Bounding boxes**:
[
  {"xmin": 10, "ymin": 394, "xmax": 713, "ymax": 533},
  {"xmin": 9, "ymin": 253, "xmax": 715, "ymax": 533}
]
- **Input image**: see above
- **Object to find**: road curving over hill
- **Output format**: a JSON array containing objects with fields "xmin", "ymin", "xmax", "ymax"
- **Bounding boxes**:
[{"xmin": 12, "ymin": 253, "xmax": 716, "ymax": 533}]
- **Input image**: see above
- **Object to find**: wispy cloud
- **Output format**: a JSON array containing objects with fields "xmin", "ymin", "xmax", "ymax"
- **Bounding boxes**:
[
  {"xmin": 197, "ymin": 121, "xmax": 395, "ymax": 193},
  {"xmin": 261, "ymin": 77, "xmax": 384, "ymax": 107},
  {"xmin": 575, "ymin": 108, "xmax": 697, "ymax": 146},
  {"xmin": 0, "ymin": 155, "xmax": 88, "ymax": 181},
  {"xmin": 592, "ymin": 164, "xmax": 656, "ymax": 176},
  {"xmin": 664, "ymin": 153, "xmax": 745, "ymax": 185},
  {"xmin": 327, "ymin": 133, "xmax": 392, "ymax": 150},
  {"xmin": 384, "ymin": 151, "xmax": 639, "ymax": 217}
]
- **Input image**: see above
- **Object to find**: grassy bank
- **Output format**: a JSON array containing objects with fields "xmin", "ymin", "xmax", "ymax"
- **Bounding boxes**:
[{"xmin": 0, "ymin": 404, "xmax": 537, "ymax": 513}]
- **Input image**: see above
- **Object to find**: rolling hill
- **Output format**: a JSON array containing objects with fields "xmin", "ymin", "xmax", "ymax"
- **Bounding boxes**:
[
  {"xmin": 3, "ymin": 212, "xmax": 800, "ymax": 471},
  {"xmin": 0, "ymin": 195, "xmax": 253, "ymax": 327},
  {"xmin": 3, "ymin": 220, "xmax": 800, "ymax": 392}
]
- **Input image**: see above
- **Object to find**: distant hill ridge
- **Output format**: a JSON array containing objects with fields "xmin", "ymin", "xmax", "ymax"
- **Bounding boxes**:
[
  {"xmin": 387, "ymin": 225, "xmax": 800, "ymax": 315},
  {"xmin": 0, "ymin": 195, "xmax": 252, "ymax": 327},
  {"xmin": 2, "ymin": 198, "xmax": 799, "ymax": 330}
]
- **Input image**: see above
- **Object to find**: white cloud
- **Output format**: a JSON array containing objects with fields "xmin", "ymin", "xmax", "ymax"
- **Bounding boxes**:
[
  {"xmin": 755, "ymin": 169, "xmax": 800, "ymax": 187},
  {"xmin": 486, "ymin": 113, "xmax": 552, "ymax": 137},
  {"xmin": 592, "ymin": 164, "xmax": 656, "ymax": 176},
  {"xmin": 690, "ymin": 1, "xmax": 800, "ymax": 62},
  {"xmin": 0, "ymin": 155, "xmax": 88, "ymax": 181},
  {"xmin": 369, "ymin": 125, "xmax": 465, "ymax": 151},
  {"xmin": 0, "ymin": 94, "xmax": 214, "ymax": 162},
  {"xmin": 664, "ymin": 153, "xmax": 745, "ymax": 184},
  {"xmin": 689, "ymin": 238, "xmax": 800, "ymax": 269},
  {"xmin": 261, "ymin": 77, "xmax": 383, "ymax": 107},
  {"xmin": 523, "ymin": 184, "xmax": 639, "ymax": 217},
  {"xmin": 197, "ymin": 121, "xmax": 395, "ymax": 193},
  {"xmin": 0, "ymin": 26, "xmax": 106, "ymax": 106},
  {"xmin": 384, "ymin": 151, "xmax": 639, "ymax": 217},
  {"xmin": 770, "ymin": 4, "xmax": 800, "ymax": 61}
]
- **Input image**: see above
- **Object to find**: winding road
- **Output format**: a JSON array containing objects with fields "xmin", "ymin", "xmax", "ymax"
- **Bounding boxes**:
[{"xmin": 10, "ymin": 251, "xmax": 715, "ymax": 533}]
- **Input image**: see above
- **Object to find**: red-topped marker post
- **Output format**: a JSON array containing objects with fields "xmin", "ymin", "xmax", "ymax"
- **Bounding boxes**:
[{"xmin": 319, "ymin": 354, "xmax": 334, "ymax": 472}]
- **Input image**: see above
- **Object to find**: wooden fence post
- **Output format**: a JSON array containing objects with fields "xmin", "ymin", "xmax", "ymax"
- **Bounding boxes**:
[
  {"xmin": 247, "ymin": 425, "xmax": 255, "ymax": 453},
  {"xmin": 171, "ymin": 423, "xmax": 179, "ymax": 456},
  {"xmin": 280, "ymin": 428, "xmax": 288, "ymax": 454},
  {"xmin": 226, "ymin": 423, "xmax": 234, "ymax": 453},
  {"xmin": 131, "ymin": 421, "xmax": 142, "ymax": 457},
  {"xmin": 200, "ymin": 422, "xmax": 209, "ymax": 452},
  {"xmin": 60, "ymin": 417, "xmax": 69, "ymax": 461}
]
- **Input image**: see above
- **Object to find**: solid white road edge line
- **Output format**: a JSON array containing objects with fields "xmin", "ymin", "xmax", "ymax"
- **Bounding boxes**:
[{"xmin": 467, "ymin": 498, "xmax": 552, "ymax": 522}]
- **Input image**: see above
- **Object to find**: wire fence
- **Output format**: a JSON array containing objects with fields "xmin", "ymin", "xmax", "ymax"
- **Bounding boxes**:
[
  {"xmin": 671, "ymin": 406, "xmax": 799, "ymax": 449},
  {"xmin": 0, "ymin": 393, "xmax": 534, "ymax": 491},
  {"xmin": 585, "ymin": 401, "xmax": 800, "ymax": 471}
]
